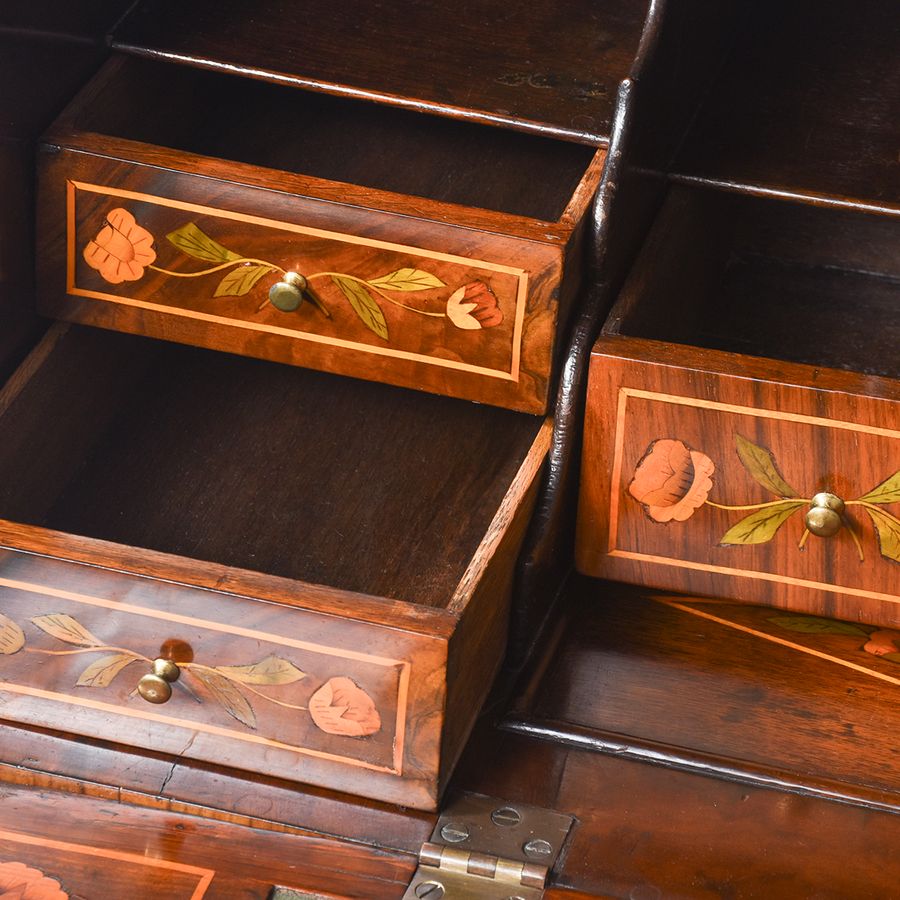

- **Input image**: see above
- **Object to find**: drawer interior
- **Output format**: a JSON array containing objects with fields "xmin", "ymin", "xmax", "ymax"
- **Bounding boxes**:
[
  {"xmin": 607, "ymin": 185, "xmax": 900, "ymax": 379},
  {"xmin": 63, "ymin": 55, "xmax": 597, "ymax": 222},
  {"xmin": 0, "ymin": 324, "xmax": 543, "ymax": 607}
]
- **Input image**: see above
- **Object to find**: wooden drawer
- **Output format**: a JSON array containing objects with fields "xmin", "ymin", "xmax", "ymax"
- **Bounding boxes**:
[
  {"xmin": 0, "ymin": 324, "xmax": 551, "ymax": 810},
  {"xmin": 576, "ymin": 186, "xmax": 900, "ymax": 625},
  {"xmin": 35, "ymin": 55, "xmax": 605, "ymax": 414}
]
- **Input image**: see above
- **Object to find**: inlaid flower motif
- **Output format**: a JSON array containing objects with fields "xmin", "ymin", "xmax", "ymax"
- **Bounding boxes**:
[
  {"xmin": 629, "ymin": 438, "xmax": 715, "ymax": 523},
  {"xmin": 83, "ymin": 207, "xmax": 156, "ymax": 284},
  {"xmin": 863, "ymin": 629, "xmax": 900, "ymax": 657},
  {"xmin": 446, "ymin": 281, "xmax": 503, "ymax": 330},
  {"xmin": 0, "ymin": 862, "xmax": 68, "ymax": 899},
  {"xmin": 309, "ymin": 676, "xmax": 381, "ymax": 737}
]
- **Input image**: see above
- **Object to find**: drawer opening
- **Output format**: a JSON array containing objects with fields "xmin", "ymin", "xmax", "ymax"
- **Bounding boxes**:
[
  {"xmin": 0, "ymin": 324, "xmax": 544, "ymax": 608},
  {"xmin": 61, "ymin": 54, "xmax": 597, "ymax": 223},
  {"xmin": 605, "ymin": 185, "xmax": 900, "ymax": 380}
]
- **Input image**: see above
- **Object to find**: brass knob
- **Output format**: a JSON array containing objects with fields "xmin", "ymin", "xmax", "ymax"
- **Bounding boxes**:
[
  {"xmin": 268, "ymin": 271, "xmax": 307, "ymax": 312},
  {"xmin": 137, "ymin": 658, "xmax": 180, "ymax": 704},
  {"xmin": 805, "ymin": 492, "xmax": 845, "ymax": 538}
]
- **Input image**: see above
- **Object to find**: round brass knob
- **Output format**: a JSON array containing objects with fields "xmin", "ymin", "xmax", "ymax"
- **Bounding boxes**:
[
  {"xmin": 268, "ymin": 271, "xmax": 308, "ymax": 312},
  {"xmin": 805, "ymin": 492, "xmax": 845, "ymax": 538},
  {"xmin": 137, "ymin": 674, "xmax": 172, "ymax": 704},
  {"xmin": 137, "ymin": 658, "xmax": 180, "ymax": 704}
]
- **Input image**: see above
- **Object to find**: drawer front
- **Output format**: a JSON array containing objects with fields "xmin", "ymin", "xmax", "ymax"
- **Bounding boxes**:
[
  {"xmin": 577, "ymin": 344, "xmax": 900, "ymax": 625},
  {"xmin": 0, "ymin": 548, "xmax": 447, "ymax": 809},
  {"xmin": 38, "ymin": 150, "xmax": 564, "ymax": 413}
]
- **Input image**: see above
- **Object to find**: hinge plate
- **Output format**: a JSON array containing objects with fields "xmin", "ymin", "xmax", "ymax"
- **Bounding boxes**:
[{"xmin": 403, "ymin": 793, "xmax": 575, "ymax": 899}]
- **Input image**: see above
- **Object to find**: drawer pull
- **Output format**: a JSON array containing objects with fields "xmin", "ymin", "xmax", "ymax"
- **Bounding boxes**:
[
  {"xmin": 137, "ymin": 657, "xmax": 181, "ymax": 704},
  {"xmin": 268, "ymin": 271, "xmax": 308, "ymax": 312},
  {"xmin": 805, "ymin": 492, "xmax": 845, "ymax": 538}
]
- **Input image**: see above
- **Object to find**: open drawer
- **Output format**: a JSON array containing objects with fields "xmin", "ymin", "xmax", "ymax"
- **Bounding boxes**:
[
  {"xmin": 35, "ymin": 55, "xmax": 605, "ymax": 414},
  {"xmin": 576, "ymin": 186, "xmax": 900, "ymax": 625},
  {"xmin": 0, "ymin": 324, "xmax": 550, "ymax": 810}
]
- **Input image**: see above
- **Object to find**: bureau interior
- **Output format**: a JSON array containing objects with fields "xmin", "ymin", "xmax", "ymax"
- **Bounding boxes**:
[
  {"xmin": 0, "ymin": 324, "xmax": 543, "ymax": 607},
  {"xmin": 673, "ymin": 0, "xmax": 898, "ymax": 213},
  {"xmin": 62, "ymin": 54, "xmax": 597, "ymax": 222},
  {"xmin": 606, "ymin": 185, "xmax": 900, "ymax": 380}
]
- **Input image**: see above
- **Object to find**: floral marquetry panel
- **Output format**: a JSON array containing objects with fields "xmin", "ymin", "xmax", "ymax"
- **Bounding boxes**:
[
  {"xmin": 577, "ymin": 343, "xmax": 900, "ymax": 625},
  {"xmin": 0, "ymin": 835, "xmax": 213, "ymax": 899},
  {"xmin": 0, "ymin": 546, "xmax": 448, "ymax": 809},
  {"xmin": 36, "ymin": 146, "xmax": 576, "ymax": 412}
]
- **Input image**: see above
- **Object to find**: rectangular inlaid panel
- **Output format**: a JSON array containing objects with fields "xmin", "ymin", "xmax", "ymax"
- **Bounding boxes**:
[
  {"xmin": 38, "ymin": 150, "xmax": 566, "ymax": 412},
  {"xmin": 0, "ymin": 830, "xmax": 214, "ymax": 899},
  {"xmin": 0, "ymin": 548, "xmax": 447, "ymax": 808},
  {"xmin": 577, "ymin": 346, "xmax": 900, "ymax": 625}
]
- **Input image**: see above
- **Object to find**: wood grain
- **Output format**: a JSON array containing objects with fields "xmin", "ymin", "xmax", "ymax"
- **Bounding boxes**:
[
  {"xmin": 0, "ymin": 322, "xmax": 550, "ymax": 808},
  {"xmin": 37, "ymin": 56, "xmax": 605, "ymax": 411},
  {"xmin": 110, "ymin": 0, "xmax": 650, "ymax": 143},
  {"xmin": 673, "ymin": 0, "xmax": 900, "ymax": 213},
  {"xmin": 508, "ymin": 580, "xmax": 900, "ymax": 813},
  {"xmin": 577, "ymin": 338, "xmax": 900, "ymax": 623},
  {"xmin": 457, "ymin": 727, "xmax": 900, "ymax": 899},
  {"xmin": 0, "ymin": 782, "xmax": 415, "ymax": 898},
  {"xmin": 0, "ymin": 544, "xmax": 448, "ymax": 808},
  {"xmin": 0, "ymin": 325, "xmax": 543, "ymax": 607}
]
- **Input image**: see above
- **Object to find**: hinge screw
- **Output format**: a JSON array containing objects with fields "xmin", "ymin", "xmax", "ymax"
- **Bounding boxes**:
[
  {"xmin": 415, "ymin": 881, "xmax": 445, "ymax": 899},
  {"xmin": 439, "ymin": 822, "xmax": 470, "ymax": 843},
  {"xmin": 491, "ymin": 806, "xmax": 522, "ymax": 827},
  {"xmin": 523, "ymin": 838, "xmax": 554, "ymax": 859}
]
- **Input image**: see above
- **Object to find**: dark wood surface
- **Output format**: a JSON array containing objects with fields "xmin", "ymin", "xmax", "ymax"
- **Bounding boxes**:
[
  {"xmin": 508, "ymin": 0, "xmax": 743, "ymax": 666},
  {"xmin": 458, "ymin": 729, "xmax": 900, "ymax": 899},
  {"xmin": 673, "ymin": 0, "xmax": 900, "ymax": 213},
  {"xmin": 0, "ymin": 324, "xmax": 542, "ymax": 606},
  {"xmin": 0, "ymin": 35, "xmax": 105, "ymax": 141},
  {"xmin": 0, "ymin": 0, "xmax": 136, "ymax": 41},
  {"xmin": 607, "ymin": 185, "xmax": 900, "ymax": 378},
  {"xmin": 70, "ymin": 55, "xmax": 597, "ymax": 221},
  {"xmin": 508, "ymin": 579, "xmax": 900, "ymax": 812},
  {"xmin": 0, "ymin": 33, "xmax": 108, "ymax": 383},
  {"xmin": 111, "ymin": 0, "xmax": 652, "ymax": 143}
]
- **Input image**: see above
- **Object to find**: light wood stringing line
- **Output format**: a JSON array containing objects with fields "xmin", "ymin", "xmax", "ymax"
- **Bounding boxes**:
[
  {"xmin": 654, "ymin": 597, "xmax": 900, "ymax": 689},
  {"xmin": 67, "ymin": 182, "xmax": 529, "ymax": 381},
  {"xmin": 0, "ymin": 827, "xmax": 215, "ymax": 899}
]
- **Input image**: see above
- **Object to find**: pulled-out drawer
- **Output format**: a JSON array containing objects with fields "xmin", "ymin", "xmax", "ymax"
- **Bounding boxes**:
[
  {"xmin": 0, "ymin": 324, "xmax": 551, "ymax": 809},
  {"xmin": 36, "ymin": 55, "xmax": 605, "ymax": 413},
  {"xmin": 577, "ymin": 186, "xmax": 900, "ymax": 625}
]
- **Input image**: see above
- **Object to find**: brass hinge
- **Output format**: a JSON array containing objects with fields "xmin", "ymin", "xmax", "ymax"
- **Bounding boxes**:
[{"xmin": 403, "ymin": 793, "xmax": 574, "ymax": 899}]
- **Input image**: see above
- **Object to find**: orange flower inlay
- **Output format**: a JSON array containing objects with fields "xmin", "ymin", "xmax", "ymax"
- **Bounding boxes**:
[
  {"xmin": 309, "ymin": 676, "xmax": 381, "ymax": 737},
  {"xmin": 863, "ymin": 629, "xmax": 900, "ymax": 657},
  {"xmin": 83, "ymin": 207, "xmax": 156, "ymax": 284},
  {"xmin": 629, "ymin": 438, "xmax": 715, "ymax": 523},
  {"xmin": 446, "ymin": 281, "xmax": 503, "ymax": 330},
  {"xmin": 0, "ymin": 862, "xmax": 68, "ymax": 899}
]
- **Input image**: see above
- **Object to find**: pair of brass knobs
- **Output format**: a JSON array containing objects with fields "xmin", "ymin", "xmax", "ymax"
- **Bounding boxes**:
[
  {"xmin": 137, "ymin": 658, "xmax": 180, "ymax": 704},
  {"xmin": 805, "ymin": 491, "xmax": 845, "ymax": 538}
]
